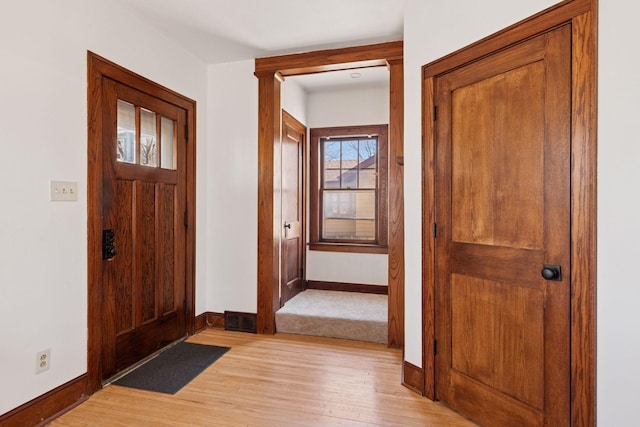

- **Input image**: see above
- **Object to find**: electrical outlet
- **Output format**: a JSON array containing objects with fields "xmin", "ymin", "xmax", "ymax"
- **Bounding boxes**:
[
  {"xmin": 36, "ymin": 349, "xmax": 50, "ymax": 374},
  {"xmin": 49, "ymin": 180, "xmax": 78, "ymax": 201}
]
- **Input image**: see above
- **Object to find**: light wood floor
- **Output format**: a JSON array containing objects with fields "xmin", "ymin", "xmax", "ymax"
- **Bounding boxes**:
[{"xmin": 51, "ymin": 329, "xmax": 476, "ymax": 426}]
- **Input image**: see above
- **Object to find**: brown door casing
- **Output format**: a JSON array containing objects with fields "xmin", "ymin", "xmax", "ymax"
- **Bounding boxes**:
[
  {"xmin": 87, "ymin": 52, "xmax": 197, "ymax": 392},
  {"xmin": 422, "ymin": 0, "xmax": 597, "ymax": 425},
  {"xmin": 255, "ymin": 42, "xmax": 405, "ymax": 348}
]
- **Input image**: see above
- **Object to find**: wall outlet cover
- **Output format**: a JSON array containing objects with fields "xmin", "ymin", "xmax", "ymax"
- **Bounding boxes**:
[{"xmin": 36, "ymin": 348, "xmax": 50, "ymax": 374}]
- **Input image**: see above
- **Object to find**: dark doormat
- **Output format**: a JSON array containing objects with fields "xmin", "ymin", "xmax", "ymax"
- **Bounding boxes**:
[{"xmin": 113, "ymin": 342, "xmax": 230, "ymax": 394}]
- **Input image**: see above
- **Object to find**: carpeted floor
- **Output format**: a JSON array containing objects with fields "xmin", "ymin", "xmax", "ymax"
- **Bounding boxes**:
[{"xmin": 275, "ymin": 289, "xmax": 388, "ymax": 344}]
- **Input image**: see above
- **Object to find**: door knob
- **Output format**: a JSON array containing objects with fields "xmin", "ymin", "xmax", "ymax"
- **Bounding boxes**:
[
  {"xmin": 102, "ymin": 229, "xmax": 118, "ymax": 260},
  {"xmin": 284, "ymin": 222, "xmax": 291, "ymax": 229},
  {"xmin": 541, "ymin": 265, "xmax": 562, "ymax": 281}
]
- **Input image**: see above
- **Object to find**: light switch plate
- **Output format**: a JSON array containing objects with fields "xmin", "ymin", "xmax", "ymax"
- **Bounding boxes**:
[{"xmin": 50, "ymin": 180, "xmax": 78, "ymax": 201}]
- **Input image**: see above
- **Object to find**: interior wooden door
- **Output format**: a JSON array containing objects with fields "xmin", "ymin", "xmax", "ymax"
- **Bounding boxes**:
[
  {"xmin": 101, "ymin": 78, "xmax": 188, "ymax": 380},
  {"xmin": 434, "ymin": 25, "xmax": 571, "ymax": 426},
  {"xmin": 280, "ymin": 110, "xmax": 306, "ymax": 305}
]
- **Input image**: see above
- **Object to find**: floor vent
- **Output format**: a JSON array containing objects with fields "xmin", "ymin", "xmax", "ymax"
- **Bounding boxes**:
[{"xmin": 224, "ymin": 311, "xmax": 257, "ymax": 333}]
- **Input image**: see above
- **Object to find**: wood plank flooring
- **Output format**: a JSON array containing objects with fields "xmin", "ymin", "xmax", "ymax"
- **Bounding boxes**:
[{"xmin": 50, "ymin": 329, "xmax": 476, "ymax": 426}]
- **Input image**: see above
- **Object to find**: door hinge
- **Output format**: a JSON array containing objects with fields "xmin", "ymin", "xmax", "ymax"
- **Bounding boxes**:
[
  {"xmin": 434, "ymin": 340, "xmax": 438, "ymax": 355},
  {"xmin": 184, "ymin": 210, "xmax": 189, "ymax": 228},
  {"xmin": 433, "ymin": 105, "xmax": 437, "ymax": 121},
  {"xmin": 433, "ymin": 223, "xmax": 437, "ymax": 238}
]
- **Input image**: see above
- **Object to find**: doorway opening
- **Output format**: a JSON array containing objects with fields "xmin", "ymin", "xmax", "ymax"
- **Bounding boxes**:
[{"xmin": 254, "ymin": 41, "xmax": 404, "ymax": 347}]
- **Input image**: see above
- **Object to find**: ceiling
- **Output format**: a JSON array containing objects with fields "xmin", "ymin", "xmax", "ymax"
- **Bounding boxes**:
[
  {"xmin": 118, "ymin": 0, "xmax": 406, "ymax": 64},
  {"xmin": 288, "ymin": 67, "xmax": 390, "ymax": 92}
]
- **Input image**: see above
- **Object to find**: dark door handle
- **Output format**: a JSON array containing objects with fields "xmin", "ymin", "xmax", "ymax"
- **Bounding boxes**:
[
  {"xmin": 284, "ymin": 222, "xmax": 291, "ymax": 229},
  {"xmin": 541, "ymin": 265, "xmax": 562, "ymax": 281},
  {"xmin": 103, "ymin": 229, "xmax": 118, "ymax": 260}
]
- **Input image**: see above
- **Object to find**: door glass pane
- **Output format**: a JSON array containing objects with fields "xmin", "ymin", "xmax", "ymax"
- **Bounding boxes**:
[
  {"xmin": 160, "ymin": 117, "xmax": 175, "ymax": 170},
  {"xmin": 117, "ymin": 100, "xmax": 136, "ymax": 163},
  {"xmin": 322, "ymin": 190, "xmax": 375, "ymax": 240},
  {"xmin": 140, "ymin": 108, "xmax": 157, "ymax": 167}
]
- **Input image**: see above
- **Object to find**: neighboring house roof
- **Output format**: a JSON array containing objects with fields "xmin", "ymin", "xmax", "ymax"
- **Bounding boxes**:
[{"xmin": 325, "ymin": 155, "xmax": 377, "ymax": 188}]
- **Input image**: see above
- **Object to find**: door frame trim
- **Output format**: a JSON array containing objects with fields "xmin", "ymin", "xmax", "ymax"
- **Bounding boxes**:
[
  {"xmin": 254, "ymin": 41, "xmax": 405, "ymax": 347},
  {"xmin": 422, "ymin": 0, "xmax": 596, "ymax": 424},
  {"xmin": 86, "ymin": 52, "xmax": 197, "ymax": 393}
]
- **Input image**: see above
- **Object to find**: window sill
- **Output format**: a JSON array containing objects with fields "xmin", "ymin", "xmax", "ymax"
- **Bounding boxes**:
[{"xmin": 308, "ymin": 242, "xmax": 388, "ymax": 254}]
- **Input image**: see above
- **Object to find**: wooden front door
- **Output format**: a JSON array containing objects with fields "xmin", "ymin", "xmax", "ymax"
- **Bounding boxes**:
[
  {"xmin": 100, "ymin": 77, "xmax": 188, "ymax": 380},
  {"xmin": 280, "ymin": 110, "xmax": 305, "ymax": 305},
  {"xmin": 434, "ymin": 25, "xmax": 571, "ymax": 426}
]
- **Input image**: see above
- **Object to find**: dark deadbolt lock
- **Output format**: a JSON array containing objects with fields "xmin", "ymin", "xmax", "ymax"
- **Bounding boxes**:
[
  {"xmin": 102, "ymin": 229, "xmax": 118, "ymax": 260},
  {"xmin": 541, "ymin": 264, "xmax": 562, "ymax": 281}
]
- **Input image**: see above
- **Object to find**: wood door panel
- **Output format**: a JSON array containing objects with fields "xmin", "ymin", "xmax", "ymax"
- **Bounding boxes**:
[
  {"xmin": 284, "ymin": 238, "xmax": 300, "ymax": 288},
  {"xmin": 109, "ymin": 179, "xmax": 134, "ymax": 335},
  {"xmin": 440, "ymin": 34, "xmax": 547, "ymax": 94},
  {"xmin": 451, "ymin": 274, "xmax": 544, "ymax": 408},
  {"xmin": 451, "ymin": 242, "xmax": 544, "ymax": 289},
  {"xmin": 280, "ymin": 111, "xmax": 306, "ymax": 305},
  {"xmin": 451, "ymin": 62, "xmax": 545, "ymax": 249},
  {"xmin": 450, "ymin": 371, "xmax": 543, "ymax": 427},
  {"xmin": 137, "ymin": 181, "xmax": 157, "ymax": 325},
  {"xmin": 159, "ymin": 183, "xmax": 176, "ymax": 316},
  {"xmin": 434, "ymin": 25, "xmax": 571, "ymax": 426},
  {"xmin": 114, "ymin": 311, "xmax": 180, "ymax": 372},
  {"xmin": 114, "ymin": 163, "xmax": 179, "ymax": 184}
]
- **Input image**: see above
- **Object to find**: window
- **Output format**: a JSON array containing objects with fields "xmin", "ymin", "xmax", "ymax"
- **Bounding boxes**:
[
  {"xmin": 116, "ymin": 99, "xmax": 176, "ymax": 170},
  {"xmin": 310, "ymin": 124, "xmax": 388, "ymax": 253}
]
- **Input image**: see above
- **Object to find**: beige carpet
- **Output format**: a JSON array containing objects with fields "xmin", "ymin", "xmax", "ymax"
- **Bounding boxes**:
[{"xmin": 275, "ymin": 289, "xmax": 388, "ymax": 344}]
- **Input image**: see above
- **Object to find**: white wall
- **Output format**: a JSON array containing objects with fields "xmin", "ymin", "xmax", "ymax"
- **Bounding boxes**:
[
  {"xmin": 282, "ymin": 79, "xmax": 308, "ymax": 126},
  {"xmin": 305, "ymin": 84, "xmax": 390, "ymax": 285},
  {"xmin": 306, "ymin": 84, "xmax": 389, "ymax": 129},
  {"xmin": 206, "ymin": 59, "xmax": 258, "ymax": 313},
  {"xmin": 0, "ymin": 0, "xmax": 208, "ymax": 415},
  {"xmin": 597, "ymin": 1, "xmax": 640, "ymax": 425}
]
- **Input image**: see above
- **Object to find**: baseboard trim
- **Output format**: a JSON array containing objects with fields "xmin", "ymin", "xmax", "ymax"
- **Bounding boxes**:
[
  {"xmin": 195, "ymin": 312, "xmax": 225, "ymax": 331},
  {"xmin": 306, "ymin": 280, "xmax": 388, "ymax": 295},
  {"xmin": 195, "ymin": 312, "xmax": 207, "ymax": 332},
  {"xmin": 0, "ymin": 374, "xmax": 88, "ymax": 427},
  {"xmin": 402, "ymin": 361, "xmax": 425, "ymax": 395},
  {"xmin": 206, "ymin": 312, "xmax": 225, "ymax": 329}
]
